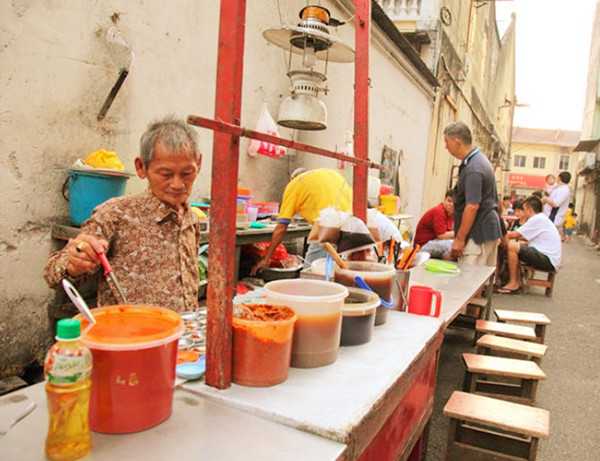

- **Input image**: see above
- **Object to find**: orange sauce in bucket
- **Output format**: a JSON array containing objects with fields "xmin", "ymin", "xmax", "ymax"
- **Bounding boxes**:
[
  {"xmin": 82, "ymin": 307, "xmax": 180, "ymax": 345},
  {"xmin": 76, "ymin": 306, "xmax": 183, "ymax": 434}
]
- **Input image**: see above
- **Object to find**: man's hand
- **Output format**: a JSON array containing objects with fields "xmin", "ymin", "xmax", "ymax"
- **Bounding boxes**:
[
  {"xmin": 250, "ymin": 223, "xmax": 288, "ymax": 276},
  {"xmin": 250, "ymin": 257, "xmax": 269, "ymax": 276},
  {"xmin": 450, "ymin": 238, "xmax": 465, "ymax": 260},
  {"xmin": 65, "ymin": 234, "xmax": 109, "ymax": 277}
]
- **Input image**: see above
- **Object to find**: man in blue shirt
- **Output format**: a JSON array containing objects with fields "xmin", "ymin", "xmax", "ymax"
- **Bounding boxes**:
[{"xmin": 444, "ymin": 122, "xmax": 502, "ymax": 266}]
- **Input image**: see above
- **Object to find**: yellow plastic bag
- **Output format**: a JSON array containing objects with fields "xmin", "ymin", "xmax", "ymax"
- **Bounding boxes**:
[{"xmin": 83, "ymin": 149, "xmax": 125, "ymax": 171}]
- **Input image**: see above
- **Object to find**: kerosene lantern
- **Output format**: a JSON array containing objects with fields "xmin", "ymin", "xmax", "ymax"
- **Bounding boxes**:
[{"xmin": 263, "ymin": 5, "xmax": 355, "ymax": 131}]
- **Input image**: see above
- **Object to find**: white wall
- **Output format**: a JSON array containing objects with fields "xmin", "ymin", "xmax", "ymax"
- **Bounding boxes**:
[{"xmin": 0, "ymin": 0, "xmax": 433, "ymax": 376}]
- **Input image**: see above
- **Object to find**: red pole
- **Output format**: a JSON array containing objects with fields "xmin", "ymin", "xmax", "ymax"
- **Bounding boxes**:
[
  {"xmin": 204, "ymin": 0, "xmax": 246, "ymax": 389},
  {"xmin": 353, "ymin": 0, "xmax": 371, "ymax": 221},
  {"xmin": 187, "ymin": 116, "xmax": 381, "ymax": 169}
]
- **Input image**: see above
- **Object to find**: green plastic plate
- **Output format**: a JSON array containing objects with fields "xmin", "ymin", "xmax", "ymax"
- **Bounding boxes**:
[{"xmin": 424, "ymin": 259, "xmax": 460, "ymax": 274}]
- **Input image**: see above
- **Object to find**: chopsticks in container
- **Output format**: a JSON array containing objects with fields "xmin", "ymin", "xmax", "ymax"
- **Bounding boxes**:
[{"xmin": 396, "ymin": 244, "xmax": 420, "ymax": 270}]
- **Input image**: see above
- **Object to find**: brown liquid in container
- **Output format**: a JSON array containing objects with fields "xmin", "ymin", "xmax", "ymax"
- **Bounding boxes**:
[
  {"xmin": 334, "ymin": 262, "xmax": 396, "ymax": 326},
  {"xmin": 340, "ymin": 288, "xmax": 379, "ymax": 346},
  {"xmin": 264, "ymin": 280, "xmax": 347, "ymax": 369},
  {"xmin": 291, "ymin": 311, "xmax": 342, "ymax": 368}
]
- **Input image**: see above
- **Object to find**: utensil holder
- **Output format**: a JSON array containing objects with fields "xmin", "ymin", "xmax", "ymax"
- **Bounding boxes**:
[{"xmin": 393, "ymin": 269, "xmax": 411, "ymax": 311}]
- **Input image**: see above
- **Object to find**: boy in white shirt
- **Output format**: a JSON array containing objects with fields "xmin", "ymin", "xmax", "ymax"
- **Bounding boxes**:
[{"xmin": 498, "ymin": 195, "xmax": 562, "ymax": 294}]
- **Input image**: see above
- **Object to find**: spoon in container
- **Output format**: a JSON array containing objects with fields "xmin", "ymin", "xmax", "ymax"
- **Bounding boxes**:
[
  {"xmin": 62, "ymin": 279, "xmax": 96, "ymax": 325},
  {"xmin": 323, "ymin": 243, "xmax": 348, "ymax": 269},
  {"xmin": 354, "ymin": 275, "xmax": 394, "ymax": 309},
  {"xmin": 324, "ymin": 255, "xmax": 334, "ymax": 282}
]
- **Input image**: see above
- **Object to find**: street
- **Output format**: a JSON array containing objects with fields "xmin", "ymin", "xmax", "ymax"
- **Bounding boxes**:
[{"xmin": 427, "ymin": 237, "xmax": 600, "ymax": 460}]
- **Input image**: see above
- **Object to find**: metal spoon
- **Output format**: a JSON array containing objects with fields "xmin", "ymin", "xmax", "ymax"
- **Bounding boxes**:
[{"xmin": 62, "ymin": 279, "xmax": 96, "ymax": 325}]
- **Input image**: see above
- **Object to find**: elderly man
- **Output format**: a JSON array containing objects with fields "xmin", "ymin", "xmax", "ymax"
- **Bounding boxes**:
[
  {"xmin": 444, "ymin": 122, "xmax": 502, "ymax": 266},
  {"xmin": 414, "ymin": 190, "xmax": 455, "ymax": 258},
  {"xmin": 499, "ymin": 196, "xmax": 561, "ymax": 294},
  {"xmin": 251, "ymin": 168, "xmax": 352, "ymax": 273},
  {"xmin": 44, "ymin": 117, "xmax": 202, "ymax": 312}
]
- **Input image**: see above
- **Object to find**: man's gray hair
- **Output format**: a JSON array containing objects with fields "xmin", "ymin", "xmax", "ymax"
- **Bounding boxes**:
[
  {"xmin": 291, "ymin": 167, "xmax": 308, "ymax": 180},
  {"xmin": 140, "ymin": 116, "xmax": 200, "ymax": 167},
  {"xmin": 443, "ymin": 122, "xmax": 472, "ymax": 145}
]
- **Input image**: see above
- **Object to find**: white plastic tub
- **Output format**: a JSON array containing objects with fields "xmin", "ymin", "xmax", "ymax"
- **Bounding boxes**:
[{"xmin": 264, "ymin": 279, "xmax": 348, "ymax": 368}]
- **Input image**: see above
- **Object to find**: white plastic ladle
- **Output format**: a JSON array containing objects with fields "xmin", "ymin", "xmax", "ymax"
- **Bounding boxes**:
[{"xmin": 62, "ymin": 279, "xmax": 96, "ymax": 325}]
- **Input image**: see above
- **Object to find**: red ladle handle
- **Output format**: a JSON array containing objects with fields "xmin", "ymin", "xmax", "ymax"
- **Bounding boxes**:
[{"xmin": 97, "ymin": 252, "xmax": 112, "ymax": 277}]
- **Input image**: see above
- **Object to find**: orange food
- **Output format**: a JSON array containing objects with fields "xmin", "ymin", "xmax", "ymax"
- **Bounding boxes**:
[
  {"xmin": 237, "ymin": 304, "xmax": 295, "ymax": 322},
  {"xmin": 81, "ymin": 305, "xmax": 180, "ymax": 345},
  {"xmin": 177, "ymin": 350, "xmax": 200, "ymax": 364},
  {"xmin": 232, "ymin": 304, "xmax": 296, "ymax": 387},
  {"xmin": 75, "ymin": 305, "xmax": 182, "ymax": 433}
]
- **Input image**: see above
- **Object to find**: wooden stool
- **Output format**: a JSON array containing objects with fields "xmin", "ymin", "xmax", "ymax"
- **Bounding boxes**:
[
  {"xmin": 467, "ymin": 297, "xmax": 490, "ymax": 319},
  {"xmin": 444, "ymin": 391, "xmax": 550, "ymax": 461},
  {"xmin": 462, "ymin": 353, "xmax": 546, "ymax": 405},
  {"xmin": 521, "ymin": 265, "xmax": 556, "ymax": 297},
  {"xmin": 451, "ymin": 294, "xmax": 493, "ymax": 345},
  {"xmin": 475, "ymin": 320, "xmax": 537, "ymax": 343},
  {"xmin": 477, "ymin": 334, "xmax": 548, "ymax": 365},
  {"xmin": 495, "ymin": 309, "xmax": 551, "ymax": 343}
]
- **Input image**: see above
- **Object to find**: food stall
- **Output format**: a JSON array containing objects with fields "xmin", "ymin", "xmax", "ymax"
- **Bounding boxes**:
[
  {"xmin": 0, "ymin": 266, "xmax": 498, "ymax": 461},
  {"xmin": 0, "ymin": 2, "xmax": 497, "ymax": 460}
]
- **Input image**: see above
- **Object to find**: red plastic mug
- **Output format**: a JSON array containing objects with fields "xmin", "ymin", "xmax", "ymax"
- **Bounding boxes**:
[{"xmin": 407, "ymin": 285, "xmax": 442, "ymax": 318}]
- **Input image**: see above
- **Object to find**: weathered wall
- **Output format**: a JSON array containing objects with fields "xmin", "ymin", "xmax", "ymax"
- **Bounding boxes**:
[
  {"xmin": 0, "ymin": 0, "xmax": 434, "ymax": 377},
  {"xmin": 576, "ymin": 1, "xmax": 600, "ymax": 237},
  {"xmin": 298, "ymin": 2, "xmax": 435, "ymax": 218},
  {"xmin": 421, "ymin": 1, "xmax": 516, "ymax": 209},
  {"xmin": 581, "ymin": 1, "xmax": 600, "ymax": 139}
]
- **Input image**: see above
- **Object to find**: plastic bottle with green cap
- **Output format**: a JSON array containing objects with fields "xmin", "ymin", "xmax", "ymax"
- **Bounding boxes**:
[{"xmin": 44, "ymin": 318, "xmax": 92, "ymax": 461}]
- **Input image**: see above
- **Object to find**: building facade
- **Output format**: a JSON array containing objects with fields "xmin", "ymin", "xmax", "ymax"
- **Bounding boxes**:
[
  {"xmin": 574, "ymin": 0, "xmax": 600, "ymax": 240},
  {"xmin": 377, "ymin": 0, "xmax": 517, "ymax": 207},
  {"xmin": 508, "ymin": 128, "xmax": 580, "ymax": 197}
]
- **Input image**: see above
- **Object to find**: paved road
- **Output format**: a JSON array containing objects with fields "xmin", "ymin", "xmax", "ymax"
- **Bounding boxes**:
[{"xmin": 426, "ymin": 238, "xmax": 600, "ymax": 460}]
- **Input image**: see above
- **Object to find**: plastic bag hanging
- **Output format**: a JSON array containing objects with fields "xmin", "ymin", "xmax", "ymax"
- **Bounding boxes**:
[
  {"xmin": 247, "ymin": 103, "xmax": 287, "ymax": 159},
  {"xmin": 337, "ymin": 216, "xmax": 376, "ymax": 255}
]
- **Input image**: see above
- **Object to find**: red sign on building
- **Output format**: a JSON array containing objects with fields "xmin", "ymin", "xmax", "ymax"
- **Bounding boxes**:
[{"xmin": 508, "ymin": 173, "xmax": 546, "ymax": 189}]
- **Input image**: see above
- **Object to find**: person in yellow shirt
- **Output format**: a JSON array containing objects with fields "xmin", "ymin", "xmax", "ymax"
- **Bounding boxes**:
[
  {"xmin": 251, "ymin": 168, "xmax": 352, "ymax": 273},
  {"xmin": 563, "ymin": 205, "xmax": 577, "ymax": 242}
]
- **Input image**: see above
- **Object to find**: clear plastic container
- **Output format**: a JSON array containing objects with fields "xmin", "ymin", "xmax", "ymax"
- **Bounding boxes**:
[
  {"xmin": 232, "ymin": 304, "xmax": 297, "ymax": 387},
  {"xmin": 264, "ymin": 280, "xmax": 348, "ymax": 368},
  {"xmin": 341, "ymin": 288, "xmax": 380, "ymax": 346},
  {"xmin": 334, "ymin": 261, "xmax": 396, "ymax": 326}
]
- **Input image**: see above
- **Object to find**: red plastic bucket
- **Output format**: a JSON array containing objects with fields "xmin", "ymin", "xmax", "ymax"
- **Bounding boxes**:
[{"xmin": 77, "ymin": 305, "xmax": 183, "ymax": 434}]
